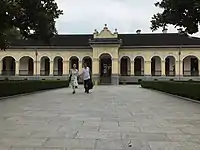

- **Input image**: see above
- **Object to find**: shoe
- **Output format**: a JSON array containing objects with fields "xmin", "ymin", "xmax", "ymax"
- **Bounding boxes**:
[
  {"xmin": 86, "ymin": 91, "xmax": 89, "ymax": 94},
  {"xmin": 72, "ymin": 91, "xmax": 75, "ymax": 94}
]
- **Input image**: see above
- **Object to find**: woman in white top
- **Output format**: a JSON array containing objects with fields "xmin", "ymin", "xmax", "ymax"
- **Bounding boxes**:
[{"xmin": 69, "ymin": 64, "xmax": 79, "ymax": 94}]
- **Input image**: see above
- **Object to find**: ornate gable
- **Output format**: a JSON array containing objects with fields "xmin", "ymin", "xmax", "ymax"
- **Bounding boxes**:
[{"xmin": 93, "ymin": 24, "xmax": 118, "ymax": 39}]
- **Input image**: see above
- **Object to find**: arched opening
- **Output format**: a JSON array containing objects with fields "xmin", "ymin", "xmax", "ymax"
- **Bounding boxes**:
[
  {"xmin": 151, "ymin": 56, "xmax": 161, "ymax": 76},
  {"xmin": 99, "ymin": 53, "xmax": 112, "ymax": 84},
  {"xmin": 2, "ymin": 56, "xmax": 16, "ymax": 76},
  {"xmin": 183, "ymin": 56, "xmax": 199, "ymax": 76},
  {"xmin": 69, "ymin": 56, "xmax": 79, "ymax": 70},
  {"xmin": 120, "ymin": 56, "xmax": 131, "ymax": 76},
  {"xmin": 19, "ymin": 56, "xmax": 34, "ymax": 76},
  {"xmin": 165, "ymin": 56, "xmax": 175, "ymax": 76},
  {"xmin": 82, "ymin": 56, "xmax": 92, "ymax": 71},
  {"xmin": 40, "ymin": 56, "xmax": 50, "ymax": 76},
  {"xmin": 53, "ymin": 56, "xmax": 63, "ymax": 76},
  {"xmin": 134, "ymin": 56, "xmax": 144, "ymax": 76}
]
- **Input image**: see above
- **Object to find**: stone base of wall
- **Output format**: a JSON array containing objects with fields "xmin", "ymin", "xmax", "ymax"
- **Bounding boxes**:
[{"xmin": 1, "ymin": 75, "xmax": 200, "ymax": 84}]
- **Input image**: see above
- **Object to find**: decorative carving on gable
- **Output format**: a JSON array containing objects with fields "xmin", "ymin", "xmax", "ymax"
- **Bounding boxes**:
[{"xmin": 93, "ymin": 24, "xmax": 118, "ymax": 39}]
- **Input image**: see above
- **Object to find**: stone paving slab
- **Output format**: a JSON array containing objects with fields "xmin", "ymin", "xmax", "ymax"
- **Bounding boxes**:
[{"xmin": 0, "ymin": 85, "xmax": 200, "ymax": 150}]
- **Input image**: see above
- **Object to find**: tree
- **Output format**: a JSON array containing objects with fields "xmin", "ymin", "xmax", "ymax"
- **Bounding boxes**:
[
  {"xmin": 0, "ymin": 0, "xmax": 63, "ymax": 50},
  {"xmin": 151, "ymin": 0, "xmax": 200, "ymax": 34}
]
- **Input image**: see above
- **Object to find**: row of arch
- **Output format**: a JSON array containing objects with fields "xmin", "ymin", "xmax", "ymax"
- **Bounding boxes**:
[
  {"xmin": 120, "ymin": 55, "xmax": 199, "ymax": 76},
  {"xmin": 1, "ymin": 54, "xmax": 199, "ymax": 76},
  {"xmin": 1, "ymin": 56, "xmax": 92, "ymax": 76}
]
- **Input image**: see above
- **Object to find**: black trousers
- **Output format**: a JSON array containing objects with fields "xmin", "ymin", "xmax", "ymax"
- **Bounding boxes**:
[{"xmin": 84, "ymin": 79, "xmax": 90, "ymax": 92}]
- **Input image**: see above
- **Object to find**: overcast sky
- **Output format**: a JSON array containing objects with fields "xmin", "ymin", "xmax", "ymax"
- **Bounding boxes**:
[{"xmin": 55, "ymin": 0, "xmax": 200, "ymax": 37}]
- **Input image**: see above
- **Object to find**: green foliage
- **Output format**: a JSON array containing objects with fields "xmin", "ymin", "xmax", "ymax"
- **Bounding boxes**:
[
  {"xmin": 141, "ymin": 81, "xmax": 200, "ymax": 100},
  {"xmin": 151, "ymin": 0, "xmax": 200, "ymax": 34},
  {"xmin": 0, "ymin": 80, "xmax": 69, "ymax": 98},
  {"xmin": 0, "ymin": 0, "xmax": 63, "ymax": 50}
]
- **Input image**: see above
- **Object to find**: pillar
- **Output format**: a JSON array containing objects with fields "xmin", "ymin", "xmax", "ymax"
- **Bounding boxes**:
[
  {"xmin": 0, "ymin": 60, "xmax": 2, "ymax": 75},
  {"xmin": 118, "ymin": 59, "xmax": 121, "ymax": 75},
  {"xmin": 176, "ymin": 60, "xmax": 183, "ymax": 77},
  {"xmin": 79, "ymin": 60, "xmax": 82, "ymax": 72},
  {"xmin": 92, "ymin": 58, "xmax": 99, "ymax": 84},
  {"xmin": 63, "ymin": 60, "xmax": 69, "ymax": 76},
  {"xmin": 131, "ymin": 60, "xmax": 134, "ymax": 76},
  {"xmin": 112, "ymin": 58, "xmax": 119, "ymax": 85},
  {"xmin": 144, "ymin": 61, "xmax": 151, "ymax": 76},
  {"xmin": 92, "ymin": 58, "xmax": 99, "ymax": 75},
  {"xmin": 15, "ymin": 61, "xmax": 19, "ymax": 75},
  {"xmin": 161, "ymin": 60, "xmax": 165, "ymax": 76},
  {"xmin": 50, "ymin": 60, "xmax": 53, "ymax": 76},
  {"xmin": 34, "ymin": 61, "xmax": 40, "ymax": 76}
]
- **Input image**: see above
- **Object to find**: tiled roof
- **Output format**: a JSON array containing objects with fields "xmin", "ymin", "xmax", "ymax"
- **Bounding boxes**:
[{"xmin": 10, "ymin": 33, "xmax": 200, "ymax": 48}]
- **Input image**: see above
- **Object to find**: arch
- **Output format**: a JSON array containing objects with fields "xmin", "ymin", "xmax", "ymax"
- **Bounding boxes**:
[
  {"xmin": 151, "ymin": 56, "xmax": 161, "ymax": 76},
  {"xmin": 165, "ymin": 56, "xmax": 176, "ymax": 76},
  {"xmin": 119, "ymin": 55, "xmax": 131, "ymax": 61},
  {"xmin": 19, "ymin": 56, "xmax": 34, "ymax": 76},
  {"xmin": 120, "ymin": 56, "xmax": 131, "ymax": 76},
  {"xmin": 183, "ymin": 55, "xmax": 199, "ymax": 76},
  {"xmin": 69, "ymin": 56, "xmax": 79, "ymax": 70},
  {"xmin": 134, "ymin": 56, "xmax": 144, "ymax": 76},
  {"xmin": 53, "ymin": 56, "xmax": 63, "ymax": 76},
  {"xmin": 82, "ymin": 56, "xmax": 92, "ymax": 71},
  {"xmin": 40, "ymin": 56, "xmax": 50, "ymax": 76},
  {"xmin": 164, "ymin": 54, "xmax": 177, "ymax": 61},
  {"xmin": 2, "ymin": 56, "xmax": 16, "ymax": 76},
  {"xmin": 68, "ymin": 55, "xmax": 80, "ymax": 61},
  {"xmin": 99, "ymin": 53, "xmax": 112, "ymax": 84},
  {"xmin": 98, "ymin": 52, "xmax": 113, "ymax": 59}
]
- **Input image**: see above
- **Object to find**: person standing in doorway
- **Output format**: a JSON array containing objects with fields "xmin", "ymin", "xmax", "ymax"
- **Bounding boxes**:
[
  {"xmin": 69, "ymin": 64, "xmax": 79, "ymax": 94},
  {"xmin": 79, "ymin": 62, "xmax": 91, "ymax": 94}
]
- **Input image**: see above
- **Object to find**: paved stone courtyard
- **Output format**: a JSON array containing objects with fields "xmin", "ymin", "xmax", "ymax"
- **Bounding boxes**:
[{"xmin": 0, "ymin": 85, "xmax": 200, "ymax": 150}]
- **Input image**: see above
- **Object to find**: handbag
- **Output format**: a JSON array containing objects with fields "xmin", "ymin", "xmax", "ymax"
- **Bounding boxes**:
[{"xmin": 88, "ymin": 79, "xmax": 94, "ymax": 89}]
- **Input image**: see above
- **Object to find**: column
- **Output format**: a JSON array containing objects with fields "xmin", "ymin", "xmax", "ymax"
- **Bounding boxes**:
[
  {"xmin": 112, "ymin": 58, "xmax": 119, "ymax": 75},
  {"xmin": 198, "ymin": 61, "xmax": 200, "ymax": 76},
  {"xmin": 176, "ymin": 60, "xmax": 183, "ymax": 77},
  {"xmin": 50, "ymin": 60, "xmax": 53, "ymax": 76},
  {"xmin": 0, "ymin": 60, "xmax": 2, "ymax": 75},
  {"xmin": 131, "ymin": 60, "xmax": 134, "ymax": 76},
  {"xmin": 79, "ymin": 60, "xmax": 82, "ymax": 72},
  {"xmin": 63, "ymin": 60, "xmax": 69, "ymax": 75},
  {"xmin": 92, "ymin": 58, "xmax": 99, "ymax": 75},
  {"xmin": 161, "ymin": 60, "xmax": 165, "ymax": 76},
  {"xmin": 144, "ymin": 61, "xmax": 151, "ymax": 76},
  {"xmin": 34, "ymin": 61, "xmax": 40, "ymax": 76},
  {"xmin": 112, "ymin": 58, "xmax": 119, "ymax": 85},
  {"xmin": 15, "ymin": 61, "xmax": 19, "ymax": 75},
  {"xmin": 118, "ymin": 59, "xmax": 120, "ymax": 75}
]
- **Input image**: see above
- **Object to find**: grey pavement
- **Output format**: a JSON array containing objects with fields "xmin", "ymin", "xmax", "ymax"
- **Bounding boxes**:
[{"xmin": 0, "ymin": 85, "xmax": 200, "ymax": 150}]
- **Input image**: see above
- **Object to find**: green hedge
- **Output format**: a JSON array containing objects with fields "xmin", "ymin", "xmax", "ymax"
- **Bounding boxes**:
[
  {"xmin": 141, "ymin": 81, "xmax": 200, "ymax": 101},
  {"xmin": 0, "ymin": 80, "xmax": 69, "ymax": 98}
]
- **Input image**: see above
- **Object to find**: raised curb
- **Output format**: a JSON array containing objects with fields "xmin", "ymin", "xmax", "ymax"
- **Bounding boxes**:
[{"xmin": 145, "ymin": 87, "xmax": 200, "ymax": 104}]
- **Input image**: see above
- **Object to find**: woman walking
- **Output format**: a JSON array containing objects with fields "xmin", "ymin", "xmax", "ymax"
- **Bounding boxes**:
[{"xmin": 69, "ymin": 64, "xmax": 79, "ymax": 94}]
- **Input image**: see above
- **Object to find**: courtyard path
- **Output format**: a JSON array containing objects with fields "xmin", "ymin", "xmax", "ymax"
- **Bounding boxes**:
[{"xmin": 0, "ymin": 85, "xmax": 200, "ymax": 150}]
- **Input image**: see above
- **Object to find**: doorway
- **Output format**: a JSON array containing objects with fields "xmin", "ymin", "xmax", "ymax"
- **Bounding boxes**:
[{"xmin": 99, "ymin": 53, "xmax": 112, "ymax": 84}]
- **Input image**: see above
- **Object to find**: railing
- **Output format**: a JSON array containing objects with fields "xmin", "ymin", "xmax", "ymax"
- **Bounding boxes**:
[
  {"xmin": 19, "ymin": 70, "xmax": 33, "ymax": 76},
  {"xmin": 166, "ymin": 70, "xmax": 175, "ymax": 76},
  {"xmin": 1, "ymin": 70, "xmax": 15, "ymax": 76},
  {"xmin": 53, "ymin": 70, "xmax": 63, "ymax": 76},
  {"xmin": 183, "ymin": 70, "xmax": 199, "ymax": 76},
  {"xmin": 134, "ymin": 70, "xmax": 144, "ymax": 76},
  {"xmin": 40, "ymin": 70, "xmax": 50, "ymax": 76},
  {"xmin": 151, "ymin": 70, "xmax": 161, "ymax": 76}
]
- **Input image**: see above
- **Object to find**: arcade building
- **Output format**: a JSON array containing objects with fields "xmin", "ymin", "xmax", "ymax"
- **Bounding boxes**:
[{"xmin": 1, "ymin": 24, "xmax": 200, "ymax": 85}]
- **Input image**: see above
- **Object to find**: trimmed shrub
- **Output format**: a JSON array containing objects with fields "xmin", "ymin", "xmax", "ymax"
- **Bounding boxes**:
[
  {"xmin": 0, "ymin": 80, "xmax": 69, "ymax": 98},
  {"xmin": 141, "ymin": 81, "xmax": 200, "ymax": 101}
]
